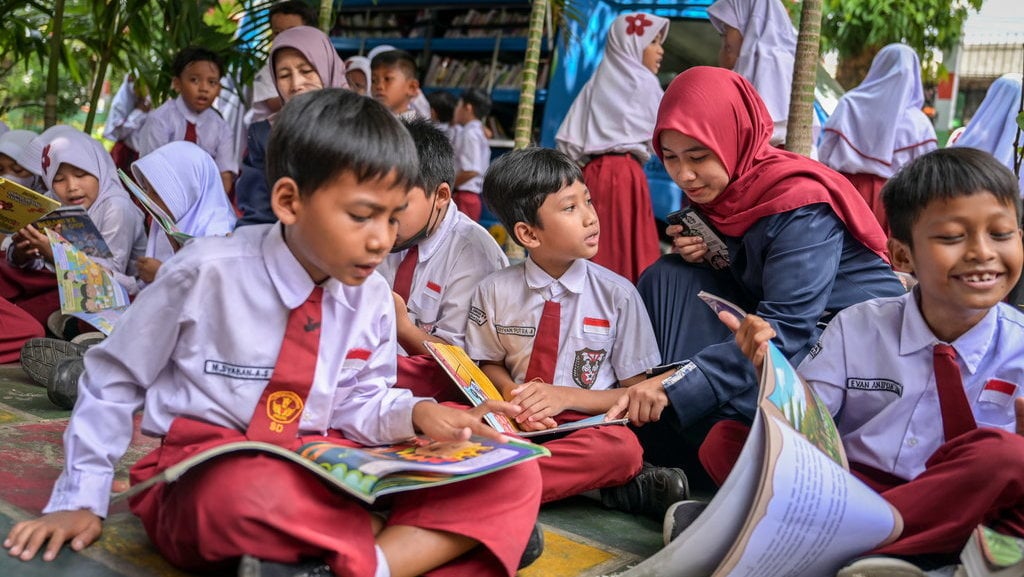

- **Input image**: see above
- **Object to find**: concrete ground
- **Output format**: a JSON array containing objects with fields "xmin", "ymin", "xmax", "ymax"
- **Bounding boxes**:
[{"xmin": 0, "ymin": 363, "xmax": 664, "ymax": 577}]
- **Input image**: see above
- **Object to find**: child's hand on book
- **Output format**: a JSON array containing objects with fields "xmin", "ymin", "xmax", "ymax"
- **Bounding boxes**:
[
  {"xmin": 412, "ymin": 399, "xmax": 522, "ymax": 444},
  {"xmin": 11, "ymin": 224, "xmax": 52, "ymax": 264},
  {"xmin": 725, "ymin": 313, "xmax": 776, "ymax": 374},
  {"xmin": 509, "ymin": 381, "xmax": 566, "ymax": 430},
  {"xmin": 606, "ymin": 378, "xmax": 670, "ymax": 426},
  {"xmin": 136, "ymin": 257, "xmax": 162, "ymax": 283},
  {"xmin": 4, "ymin": 509, "xmax": 102, "ymax": 562}
]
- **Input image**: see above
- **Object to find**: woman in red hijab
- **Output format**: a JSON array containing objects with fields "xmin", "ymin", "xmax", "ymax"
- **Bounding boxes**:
[{"xmin": 609, "ymin": 67, "xmax": 903, "ymax": 472}]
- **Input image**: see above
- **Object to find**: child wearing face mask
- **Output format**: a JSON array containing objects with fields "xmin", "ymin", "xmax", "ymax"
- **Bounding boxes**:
[
  {"xmin": 0, "ymin": 130, "xmax": 45, "ymax": 193},
  {"xmin": 555, "ymin": 13, "xmax": 669, "ymax": 284}
]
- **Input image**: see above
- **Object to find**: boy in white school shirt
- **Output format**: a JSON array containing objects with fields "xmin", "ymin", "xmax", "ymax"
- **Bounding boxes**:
[
  {"xmin": 378, "ymin": 118, "xmax": 508, "ymax": 401},
  {"xmin": 451, "ymin": 88, "xmax": 492, "ymax": 222},
  {"xmin": 4, "ymin": 89, "xmax": 542, "ymax": 577},
  {"xmin": 707, "ymin": 148, "xmax": 1024, "ymax": 577},
  {"xmin": 464, "ymin": 147, "xmax": 689, "ymax": 519}
]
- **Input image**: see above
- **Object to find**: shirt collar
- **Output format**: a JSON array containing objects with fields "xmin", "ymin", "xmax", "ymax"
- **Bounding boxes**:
[
  {"xmin": 262, "ymin": 223, "xmax": 354, "ymax": 311},
  {"xmin": 173, "ymin": 96, "xmax": 201, "ymax": 123},
  {"xmin": 898, "ymin": 287, "xmax": 997, "ymax": 375},
  {"xmin": 524, "ymin": 256, "xmax": 586, "ymax": 298},
  {"xmin": 416, "ymin": 203, "xmax": 458, "ymax": 261}
]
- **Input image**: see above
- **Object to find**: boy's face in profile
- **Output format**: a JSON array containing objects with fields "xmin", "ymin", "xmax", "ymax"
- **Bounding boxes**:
[
  {"xmin": 274, "ymin": 170, "xmax": 409, "ymax": 286},
  {"xmin": 394, "ymin": 184, "xmax": 449, "ymax": 247},
  {"xmin": 371, "ymin": 65, "xmax": 418, "ymax": 114},
  {"xmin": 518, "ymin": 179, "xmax": 600, "ymax": 263},
  {"xmin": 172, "ymin": 60, "xmax": 222, "ymax": 114},
  {"xmin": 891, "ymin": 191, "xmax": 1023, "ymax": 337},
  {"xmin": 453, "ymin": 99, "xmax": 473, "ymax": 126}
]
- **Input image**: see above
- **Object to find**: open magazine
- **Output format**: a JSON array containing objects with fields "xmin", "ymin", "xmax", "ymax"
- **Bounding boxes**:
[
  {"xmin": 47, "ymin": 229, "xmax": 128, "ymax": 335},
  {"xmin": 113, "ymin": 435, "xmax": 549, "ymax": 505},
  {"xmin": 424, "ymin": 341, "xmax": 628, "ymax": 438},
  {"xmin": 34, "ymin": 206, "xmax": 113, "ymax": 260},
  {"xmin": 117, "ymin": 169, "xmax": 192, "ymax": 245},
  {"xmin": 0, "ymin": 176, "xmax": 61, "ymax": 234},
  {"xmin": 619, "ymin": 291, "xmax": 903, "ymax": 577}
]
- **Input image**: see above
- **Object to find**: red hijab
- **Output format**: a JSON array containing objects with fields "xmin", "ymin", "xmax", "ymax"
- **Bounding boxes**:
[{"xmin": 653, "ymin": 66, "xmax": 889, "ymax": 262}]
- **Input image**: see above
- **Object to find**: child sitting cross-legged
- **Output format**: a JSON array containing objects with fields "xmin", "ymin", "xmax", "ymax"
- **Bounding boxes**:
[{"xmin": 464, "ymin": 147, "xmax": 689, "ymax": 519}]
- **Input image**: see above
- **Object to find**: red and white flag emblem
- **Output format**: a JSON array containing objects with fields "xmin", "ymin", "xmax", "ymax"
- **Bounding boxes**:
[
  {"xmin": 979, "ymin": 379, "xmax": 1017, "ymax": 405},
  {"xmin": 342, "ymin": 348, "xmax": 371, "ymax": 370},
  {"xmin": 582, "ymin": 317, "xmax": 611, "ymax": 336}
]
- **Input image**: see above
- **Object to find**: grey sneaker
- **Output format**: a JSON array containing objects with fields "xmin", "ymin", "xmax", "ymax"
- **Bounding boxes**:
[
  {"xmin": 47, "ymin": 356, "xmax": 85, "ymax": 410},
  {"xmin": 70, "ymin": 331, "xmax": 106, "ymax": 347},
  {"xmin": 663, "ymin": 500, "xmax": 708, "ymax": 545},
  {"xmin": 237, "ymin": 555, "xmax": 334, "ymax": 577},
  {"xmin": 836, "ymin": 556, "xmax": 927, "ymax": 577},
  {"xmin": 19, "ymin": 338, "xmax": 88, "ymax": 388},
  {"xmin": 600, "ymin": 463, "xmax": 689, "ymax": 520},
  {"xmin": 518, "ymin": 523, "xmax": 545, "ymax": 569}
]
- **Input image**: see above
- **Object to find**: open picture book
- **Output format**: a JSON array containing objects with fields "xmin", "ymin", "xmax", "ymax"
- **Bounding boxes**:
[
  {"xmin": 117, "ymin": 169, "xmax": 192, "ymax": 245},
  {"xmin": 618, "ymin": 291, "xmax": 903, "ymax": 577},
  {"xmin": 424, "ymin": 341, "xmax": 629, "ymax": 438},
  {"xmin": 0, "ymin": 176, "xmax": 61, "ymax": 234},
  {"xmin": 46, "ymin": 228, "xmax": 128, "ymax": 335},
  {"xmin": 33, "ymin": 206, "xmax": 113, "ymax": 260},
  {"xmin": 113, "ymin": 435, "xmax": 549, "ymax": 505}
]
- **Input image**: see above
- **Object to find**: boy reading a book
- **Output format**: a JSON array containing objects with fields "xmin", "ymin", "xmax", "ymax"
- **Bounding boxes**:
[
  {"xmin": 711, "ymin": 148, "xmax": 1024, "ymax": 576},
  {"xmin": 379, "ymin": 118, "xmax": 508, "ymax": 400},
  {"xmin": 464, "ymin": 147, "xmax": 689, "ymax": 519},
  {"xmin": 4, "ymin": 90, "xmax": 543, "ymax": 577}
]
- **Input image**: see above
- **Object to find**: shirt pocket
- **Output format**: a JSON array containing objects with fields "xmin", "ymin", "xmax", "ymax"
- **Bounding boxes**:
[{"xmin": 562, "ymin": 334, "xmax": 614, "ymax": 390}]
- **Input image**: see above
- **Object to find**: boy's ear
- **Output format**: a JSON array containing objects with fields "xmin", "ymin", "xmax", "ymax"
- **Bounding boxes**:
[
  {"xmin": 888, "ymin": 237, "xmax": 915, "ymax": 274},
  {"xmin": 170, "ymin": 76, "xmax": 181, "ymax": 94},
  {"xmin": 434, "ymin": 182, "xmax": 452, "ymax": 205},
  {"xmin": 408, "ymin": 77, "xmax": 420, "ymax": 95},
  {"xmin": 271, "ymin": 177, "xmax": 303, "ymax": 224},
  {"xmin": 513, "ymin": 221, "xmax": 541, "ymax": 249}
]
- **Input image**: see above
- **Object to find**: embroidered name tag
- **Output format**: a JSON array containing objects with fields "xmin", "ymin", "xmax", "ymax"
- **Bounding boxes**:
[
  {"xmin": 204, "ymin": 360, "xmax": 273, "ymax": 380},
  {"xmin": 846, "ymin": 378, "xmax": 903, "ymax": 397},
  {"xmin": 342, "ymin": 348, "xmax": 371, "ymax": 370},
  {"xmin": 495, "ymin": 324, "xmax": 536, "ymax": 337},
  {"xmin": 979, "ymin": 379, "xmax": 1017, "ymax": 405},
  {"xmin": 582, "ymin": 317, "xmax": 611, "ymax": 335}
]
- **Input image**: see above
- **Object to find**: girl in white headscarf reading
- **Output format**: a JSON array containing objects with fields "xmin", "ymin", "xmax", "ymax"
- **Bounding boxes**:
[
  {"xmin": 818, "ymin": 44, "xmax": 938, "ymax": 233},
  {"xmin": 951, "ymin": 73, "xmax": 1024, "ymax": 193},
  {"xmin": 130, "ymin": 141, "xmax": 237, "ymax": 289},
  {"xmin": 555, "ymin": 12, "xmax": 669, "ymax": 283}
]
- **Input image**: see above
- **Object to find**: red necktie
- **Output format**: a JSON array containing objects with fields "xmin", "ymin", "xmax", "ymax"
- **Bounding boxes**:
[
  {"xmin": 933, "ymin": 343, "xmax": 977, "ymax": 441},
  {"xmin": 525, "ymin": 299, "xmax": 561, "ymax": 384},
  {"xmin": 184, "ymin": 121, "xmax": 198, "ymax": 144},
  {"xmin": 393, "ymin": 245, "xmax": 418, "ymax": 302},
  {"xmin": 247, "ymin": 286, "xmax": 323, "ymax": 446}
]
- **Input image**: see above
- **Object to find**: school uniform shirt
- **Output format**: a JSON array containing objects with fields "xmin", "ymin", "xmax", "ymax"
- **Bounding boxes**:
[
  {"xmin": 798, "ymin": 290, "xmax": 1024, "ymax": 480},
  {"xmin": 453, "ymin": 119, "xmax": 489, "ymax": 194},
  {"xmin": 466, "ymin": 257, "xmax": 661, "ymax": 390},
  {"xmin": 44, "ymin": 224, "xmax": 426, "ymax": 518},
  {"xmin": 379, "ymin": 206, "xmax": 508, "ymax": 349},
  {"xmin": 134, "ymin": 96, "xmax": 239, "ymax": 176}
]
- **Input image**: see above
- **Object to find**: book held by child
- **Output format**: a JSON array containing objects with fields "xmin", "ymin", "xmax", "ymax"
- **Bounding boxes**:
[
  {"xmin": 0, "ymin": 176, "xmax": 60, "ymax": 234},
  {"xmin": 46, "ymin": 228, "xmax": 129, "ymax": 335}
]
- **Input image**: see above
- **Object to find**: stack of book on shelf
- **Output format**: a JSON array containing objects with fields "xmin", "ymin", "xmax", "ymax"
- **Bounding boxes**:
[
  {"xmin": 331, "ymin": 12, "xmax": 403, "ymax": 38},
  {"xmin": 424, "ymin": 56, "xmax": 546, "ymax": 91},
  {"xmin": 444, "ymin": 9, "xmax": 529, "ymax": 38}
]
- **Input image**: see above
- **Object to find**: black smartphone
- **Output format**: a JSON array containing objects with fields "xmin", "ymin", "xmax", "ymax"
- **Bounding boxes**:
[{"xmin": 665, "ymin": 208, "xmax": 731, "ymax": 270}]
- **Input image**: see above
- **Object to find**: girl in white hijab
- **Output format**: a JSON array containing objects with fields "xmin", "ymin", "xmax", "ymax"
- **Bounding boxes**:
[
  {"xmin": 0, "ymin": 129, "xmax": 43, "ymax": 192},
  {"xmin": 345, "ymin": 56, "xmax": 371, "ymax": 96},
  {"xmin": 130, "ymin": 141, "xmax": 237, "ymax": 287},
  {"xmin": 951, "ymin": 73, "xmax": 1024, "ymax": 193},
  {"xmin": 818, "ymin": 44, "xmax": 938, "ymax": 232},
  {"xmin": 555, "ymin": 12, "xmax": 670, "ymax": 283}
]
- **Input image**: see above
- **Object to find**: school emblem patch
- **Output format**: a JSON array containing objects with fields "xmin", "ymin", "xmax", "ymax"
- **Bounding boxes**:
[
  {"xmin": 572, "ymin": 348, "xmax": 607, "ymax": 389},
  {"xmin": 267, "ymin": 391, "xmax": 304, "ymax": 424}
]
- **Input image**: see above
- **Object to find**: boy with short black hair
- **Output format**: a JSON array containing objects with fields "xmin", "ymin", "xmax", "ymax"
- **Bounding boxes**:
[
  {"xmin": 452, "ymin": 88, "xmax": 492, "ymax": 222},
  {"xmin": 371, "ymin": 50, "xmax": 421, "ymax": 119},
  {"xmin": 135, "ymin": 46, "xmax": 238, "ymax": 194},
  {"xmin": 713, "ymin": 147, "xmax": 1024, "ymax": 576},
  {"xmin": 426, "ymin": 90, "xmax": 459, "ymax": 142},
  {"xmin": 465, "ymin": 147, "xmax": 689, "ymax": 519},
  {"xmin": 4, "ymin": 89, "xmax": 542, "ymax": 577}
]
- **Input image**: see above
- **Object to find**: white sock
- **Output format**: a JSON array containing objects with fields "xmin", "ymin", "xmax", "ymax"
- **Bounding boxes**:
[{"xmin": 374, "ymin": 545, "xmax": 391, "ymax": 577}]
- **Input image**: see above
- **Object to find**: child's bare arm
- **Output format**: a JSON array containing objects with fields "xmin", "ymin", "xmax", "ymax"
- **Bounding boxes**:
[
  {"xmin": 4, "ymin": 510, "xmax": 102, "ymax": 562},
  {"xmin": 411, "ymin": 399, "xmax": 522, "ymax": 443},
  {"xmin": 511, "ymin": 381, "xmax": 625, "ymax": 425},
  {"xmin": 391, "ymin": 292, "xmax": 448, "ymax": 356},
  {"xmin": 454, "ymin": 170, "xmax": 478, "ymax": 188}
]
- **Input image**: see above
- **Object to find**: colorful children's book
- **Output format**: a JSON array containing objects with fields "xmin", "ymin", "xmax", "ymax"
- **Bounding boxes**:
[
  {"xmin": 113, "ymin": 435, "xmax": 550, "ymax": 505},
  {"xmin": 424, "ymin": 341, "xmax": 629, "ymax": 438},
  {"xmin": 618, "ymin": 292, "xmax": 903, "ymax": 577},
  {"xmin": 117, "ymin": 169, "xmax": 192, "ymax": 245},
  {"xmin": 960, "ymin": 525, "xmax": 1024, "ymax": 577},
  {"xmin": 34, "ymin": 206, "xmax": 113, "ymax": 260},
  {"xmin": 0, "ymin": 176, "xmax": 60, "ymax": 234},
  {"xmin": 47, "ymin": 229, "xmax": 128, "ymax": 335}
]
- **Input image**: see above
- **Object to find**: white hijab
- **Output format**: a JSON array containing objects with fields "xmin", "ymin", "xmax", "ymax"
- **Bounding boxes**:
[
  {"xmin": 40, "ymin": 129, "xmax": 133, "ymax": 220},
  {"xmin": 132, "ymin": 141, "xmax": 237, "ymax": 261},
  {"xmin": 707, "ymin": 0, "xmax": 796, "ymax": 145},
  {"xmin": 952, "ymin": 73, "xmax": 1024, "ymax": 189},
  {"xmin": 345, "ymin": 56, "xmax": 371, "ymax": 96},
  {"xmin": 819, "ymin": 44, "xmax": 937, "ymax": 177},
  {"xmin": 555, "ymin": 13, "xmax": 669, "ymax": 164},
  {"xmin": 0, "ymin": 130, "xmax": 39, "ymax": 188}
]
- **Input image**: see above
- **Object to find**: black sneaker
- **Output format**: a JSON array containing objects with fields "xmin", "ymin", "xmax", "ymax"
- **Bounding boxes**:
[
  {"xmin": 237, "ymin": 555, "xmax": 335, "ymax": 577},
  {"xmin": 19, "ymin": 338, "xmax": 88, "ymax": 388},
  {"xmin": 47, "ymin": 356, "xmax": 85, "ymax": 410},
  {"xmin": 518, "ymin": 523, "xmax": 545, "ymax": 569},
  {"xmin": 662, "ymin": 500, "xmax": 708, "ymax": 544},
  {"xmin": 600, "ymin": 463, "xmax": 689, "ymax": 520}
]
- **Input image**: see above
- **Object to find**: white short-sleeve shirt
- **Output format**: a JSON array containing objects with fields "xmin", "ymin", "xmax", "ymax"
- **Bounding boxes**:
[
  {"xmin": 453, "ymin": 120, "xmax": 489, "ymax": 194},
  {"xmin": 378, "ymin": 206, "xmax": 508, "ymax": 349},
  {"xmin": 798, "ymin": 290, "xmax": 1024, "ymax": 480},
  {"xmin": 134, "ymin": 97, "xmax": 239, "ymax": 175},
  {"xmin": 465, "ymin": 257, "xmax": 661, "ymax": 390}
]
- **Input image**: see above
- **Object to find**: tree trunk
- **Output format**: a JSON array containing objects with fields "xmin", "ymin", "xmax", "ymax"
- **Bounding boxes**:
[
  {"xmin": 318, "ymin": 0, "xmax": 331, "ymax": 32},
  {"xmin": 44, "ymin": 0, "xmax": 66, "ymax": 129},
  {"xmin": 786, "ymin": 0, "xmax": 821, "ymax": 157},
  {"xmin": 514, "ymin": 0, "xmax": 547, "ymax": 149},
  {"xmin": 85, "ymin": 9, "xmax": 122, "ymax": 134}
]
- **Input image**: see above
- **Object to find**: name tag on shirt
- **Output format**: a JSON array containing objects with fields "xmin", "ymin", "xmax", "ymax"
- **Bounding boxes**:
[
  {"xmin": 979, "ymin": 379, "xmax": 1017, "ymax": 406},
  {"xmin": 582, "ymin": 317, "xmax": 611, "ymax": 336},
  {"xmin": 342, "ymin": 348, "xmax": 371, "ymax": 370}
]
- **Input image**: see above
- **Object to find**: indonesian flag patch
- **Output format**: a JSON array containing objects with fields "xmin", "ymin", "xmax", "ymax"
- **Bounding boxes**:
[
  {"xmin": 582, "ymin": 317, "xmax": 611, "ymax": 336},
  {"xmin": 342, "ymin": 348, "xmax": 372, "ymax": 370},
  {"xmin": 979, "ymin": 379, "xmax": 1017, "ymax": 406},
  {"xmin": 425, "ymin": 281, "xmax": 442, "ymax": 295}
]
